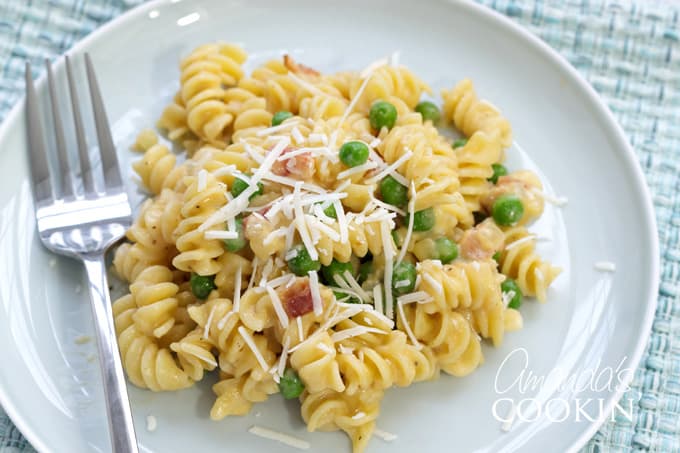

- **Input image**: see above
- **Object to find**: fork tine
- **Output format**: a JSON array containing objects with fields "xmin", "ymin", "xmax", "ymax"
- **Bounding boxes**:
[
  {"xmin": 46, "ymin": 59, "xmax": 74, "ymax": 198},
  {"xmin": 84, "ymin": 53, "xmax": 123, "ymax": 190},
  {"xmin": 65, "ymin": 56, "xmax": 96, "ymax": 195},
  {"xmin": 25, "ymin": 62, "xmax": 54, "ymax": 205}
]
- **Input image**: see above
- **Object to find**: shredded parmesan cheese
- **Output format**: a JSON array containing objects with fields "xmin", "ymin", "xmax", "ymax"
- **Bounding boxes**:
[
  {"xmin": 382, "ymin": 220, "xmax": 395, "ymax": 320},
  {"xmin": 396, "ymin": 183, "xmax": 417, "ymax": 266},
  {"xmin": 532, "ymin": 188, "xmax": 568, "ymax": 207},
  {"xmin": 266, "ymin": 285, "xmax": 289, "ymax": 328},
  {"xmin": 422, "ymin": 273, "xmax": 443, "ymax": 294},
  {"xmin": 203, "ymin": 304, "xmax": 217, "ymax": 339},
  {"xmin": 373, "ymin": 284, "xmax": 383, "ymax": 315},
  {"xmin": 196, "ymin": 169, "xmax": 208, "ymax": 192},
  {"xmin": 594, "ymin": 261, "xmax": 616, "ymax": 272},
  {"xmin": 296, "ymin": 316, "xmax": 304, "ymax": 343},
  {"xmin": 291, "ymin": 126, "xmax": 304, "ymax": 144},
  {"xmin": 397, "ymin": 291, "xmax": 433, "ymax": 305},
  {"xmin": 146, "ymin": 415, "xmax": 157, "ymax": 432},
  {"xmin": 365, "ymin": 149, "xmax": 413, "ymax": 185},
  {"xmin": 501, "ymin": 290, "xmax": 516, "ymax": 307},
  {"xmin": 238, "ymin": 327, "xmax": 270, "ymax": 373},
  {"xmin": 277, "ymin": 337, "xmax": 290, "ymax": 377},
  {"xmin": 374, "ymin": 428, "xmax": 398, "ymax": 442},
  {"xmin": 308, "ymin": 271, "xmax": 324, "ymax": 316},
  {"xmin": 337, "ymin": 161, "xmax": 377, "ymax": 179},
  {"xmin": 199, "ymin": 137, "xmax": 290, "ymax": 231},
  {"xmin": 330, "ymin": 326, "xmax": 387, "ymax": 343},
  {"xmin": 204, "ymin": 230, "xmax": 239, "ymax": 240},
  {"xmin": 397, "ymin": 300, "xmax": 422, "ymax": 349},
  {"xmin": 342, "ymin": 270, "xmax": 371, "ymax": 302},
  {"xmin": 256, "ymin": 120, "xmax": 301, "ymax": 137},
  {"xmin": 248, "ymin": 426, "xmax": 310, "ymax": 450}
]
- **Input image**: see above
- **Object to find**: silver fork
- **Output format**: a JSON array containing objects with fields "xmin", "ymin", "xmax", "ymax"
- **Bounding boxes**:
[{"xmin": 25, "ymin": 55, "xmax": 138, "ymax": 453}]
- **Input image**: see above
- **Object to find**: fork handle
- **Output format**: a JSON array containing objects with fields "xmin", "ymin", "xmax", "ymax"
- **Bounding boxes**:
[{"xmin": 83, "ymin": 254, "xmax": 139, "ymax": 453}]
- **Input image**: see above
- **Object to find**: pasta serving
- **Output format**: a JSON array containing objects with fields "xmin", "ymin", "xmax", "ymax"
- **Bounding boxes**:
[{"xmin": 113, "ymin": 42, "xmax": 562, "ymax": 452}]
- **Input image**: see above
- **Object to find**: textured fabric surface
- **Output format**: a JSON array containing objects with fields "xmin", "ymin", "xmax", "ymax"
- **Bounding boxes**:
[{"xmin": 0, "ymin": 0, "xmax": 678, "ymax": 452}]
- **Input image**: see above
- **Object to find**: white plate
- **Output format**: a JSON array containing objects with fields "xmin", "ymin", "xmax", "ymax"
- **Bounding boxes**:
[{"xmin": 0, "ymin": 0, "xmax": 659, "ymax": 452}]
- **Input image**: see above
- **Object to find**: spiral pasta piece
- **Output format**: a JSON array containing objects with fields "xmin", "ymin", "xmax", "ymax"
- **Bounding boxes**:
[
  {"xmin": 290, "ymin": 331, "xmax": 345, "ymax": 393},
  {"xmin": 133, "ymin": 143, "xmax": 188, "ymax": 195},
  {"xmin": 417, "ymin": 259, "xmax": 505, "ymax": 346},
  {"xmin": 499, "ymin": 226, "xmax": 562, "ymax": 302},
  {"xmin": 455, "ymin": 131, "xmax": 503, "ymax": 211},
  {"xmin": 229, "ymin": 97, "xmax": 274, "ymax": 141},
  {"xmin": 179, "ymin": 43, "xmax": 248, "ymax": 145},
  {"xmin": 188, "ymin": 298, "xmax": 278, "ymax": 380},
  {"xmin": 378, "ymin": 120, "xmax": 462, "ymax": 210},
  {"xmin": 113, "ymin": 190, "xmax": 182, "ymax": 282},
  {"xmin": 442, "ymin": 78, "xmax": 512, "ymax": 148},
  {"xmin": 211, "ymin": 371, "xmax": 278, "ymax": 419},
  {"xmin": 301, "ymin": 388, "xmax": 383, "ymax": 453},
  {"xmin": 113, "ymin": 293, "xmax": 193, "ymax": 391},
  {"xmin": 299, "ymin": 93, "xmax": 349, "ymax": 121},
  {"xmin": 129, "ymin": 265, "xmax": 179, "ymax": 338},
  {"xmin": 350, "ymin": 65, "xmax": 431, "ymax": 112},
  {"xmin": 172, "ymin": 172, "xmax": 228, "ymax": 275},
  {"xmin": 400, "ymin": 303, "xmax": 483, "ymax": 377},
  {"xmin": 170, "ymin": 327, "xmax": 217, "ymax": 381},
  {"xmin": 214, "ymin": 252, "xmax": 253, "ymax": 298},
  {"xmin": 336, "ymin": 330, "xmax": 435, "ymax": 395},
  {"xmin": 157, "ymin": 92, "xmax": 193, "ymax": 143}
]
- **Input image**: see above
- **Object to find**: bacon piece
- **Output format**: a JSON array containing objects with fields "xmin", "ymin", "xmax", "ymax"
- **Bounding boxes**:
[
  {"xmin": 283, "ymin": 54, "xmax": 321, "ymax": 78},
  {"xmin": 460, "ymin": 218, "xmax": 504, "ymax": 260},
  {"xmin": 281, "ymin": 278, "xmax": 314, "ymax": 318},
  {"xmin": 272, "ymin": 147, "xmax": 316, "ymax": 180}
]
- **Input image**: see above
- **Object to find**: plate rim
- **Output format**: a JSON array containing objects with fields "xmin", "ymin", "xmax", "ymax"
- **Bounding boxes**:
[{"xmin": 0, "ymin": 0, "xmax": 660, "ymax": 452}]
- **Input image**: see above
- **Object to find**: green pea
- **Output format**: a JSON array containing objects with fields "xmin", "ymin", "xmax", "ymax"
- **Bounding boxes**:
[
  {"xmin": 452, "ymin": 138, "xmax": 468, "ymax": 149},
  {"xmin": 223, "ymin": 216, "xmax": 246, "ymax": 252},
  {"xmin": 492, "ymin": 251, "xmax": 502, "ymax": 264},
  {"xmin": 322, "ymin": 203, "xmax": 337, "ymax": 219},
  {"xmin": 321, "ymin": 259, "xmax": 354, "ymax": 286},
  {"xmin": 286, "ymin": 245, "xmax": 321, "ymax": 276},
  {"xmin": 488, "ymin": 163, "xmax": 508, "ymax": 184},
  {"xmin": 501, "ymin": 278, "xmax": 523, "ymax": 309},
  {"xmin": 339, "ymin": 141, "xmax": 370, "ymax": 168},
  {"xmin": 415, "ymin": 101, "xmax": 441, "ymax": 123},
  {"xmin": 278, "ymin": 368, "xmax": 305, "ymax": 399},
  {"xmin": 190, "ymin": 273, "xmax": 216, "ymax": 300},
  {"xmin": 492, "ymin": 194, "xmax": 524, "ymax": 226},
  {"xmin": 272, "ymin": 111, "xmax": 293, "ymax": 126},
  {"xmin": 358, "ymin": 261, "xmax": 372, "ymax": 284},
  {"xmin": 231, "ymin": 174, "xmax": 263, "ymax": 200},
  {"xmin": 369, "ymin": 100, "xmax": 398, "ymax": 130},
  {"xmin": 391, "ymin": 230, "xmax": 403, "ymax": 248},
  {"xmin": 392, "ymin": 261, "xmax": 416, "ymax": 296},
  {"xmin": 411, "ymin": 207, "xmax": 435, "ymax": 232},
  {"xmin": 380, "ymin": 175, "xmax": 408, "ymax": 207},
  {"xmin": 434, "ymin": 237, "xmax": 458, "ymax": 264}
]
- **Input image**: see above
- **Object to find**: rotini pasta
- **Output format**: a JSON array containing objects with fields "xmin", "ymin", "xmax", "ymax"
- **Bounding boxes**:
[
  {"xmin": 499, "ymin": 226, "xmax": 562, "ymax": 302},
  {"xmin": 113, "ymin": 44, "xmax": 563, "ymax": 452},
  {"xmin": 442, "ymin": 78, "xmax": 512, "ymax": 148}
]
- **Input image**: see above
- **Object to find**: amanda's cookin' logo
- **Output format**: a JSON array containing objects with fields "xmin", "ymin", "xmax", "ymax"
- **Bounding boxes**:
[{"xmin": 492, "ymin": 348, "xmax": 635, "ymax": 428}]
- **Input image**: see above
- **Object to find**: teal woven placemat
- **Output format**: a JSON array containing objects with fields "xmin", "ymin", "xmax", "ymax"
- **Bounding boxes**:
[{"xmin": 1, "ymin": 1, "xmax": 678, "ymax": 452}]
